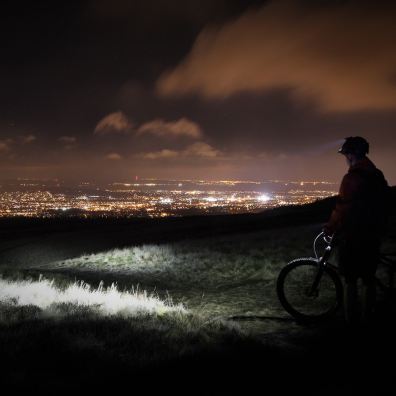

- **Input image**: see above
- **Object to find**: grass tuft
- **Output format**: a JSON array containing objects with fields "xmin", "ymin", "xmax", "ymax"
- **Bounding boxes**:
[{"xmin": 0, "ymin": 276, "xmax": 186, "ymax": 320}]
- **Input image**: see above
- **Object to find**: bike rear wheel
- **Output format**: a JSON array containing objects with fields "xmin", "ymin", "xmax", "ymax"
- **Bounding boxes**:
[{"xmin": 277, "ymin": 258, "xmax": 343, "ymax": 323}]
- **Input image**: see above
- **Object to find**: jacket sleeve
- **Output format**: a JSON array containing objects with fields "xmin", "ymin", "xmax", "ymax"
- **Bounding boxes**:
[{"xmin": 325, "ymin": 171, "xmax": 363, "ymax": 234}]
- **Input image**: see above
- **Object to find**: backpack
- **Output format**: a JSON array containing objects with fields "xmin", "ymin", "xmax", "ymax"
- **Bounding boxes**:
[{"xmin": 350, "ymin": 167, "xmax": 391, "ymax": 233}]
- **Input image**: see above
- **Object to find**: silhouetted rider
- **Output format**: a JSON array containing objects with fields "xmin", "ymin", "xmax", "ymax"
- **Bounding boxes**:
[{"xmin": 324, "ymin": 136, "xmax": 390, "ymax": 325}]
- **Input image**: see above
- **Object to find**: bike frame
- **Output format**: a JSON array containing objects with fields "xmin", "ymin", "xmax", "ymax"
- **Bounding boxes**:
[
  {"xmin": 312, "ymin": 232, "xmax": 396, "ymax": 296},
  {"xmin": 307, "ymin": 232, "xmax": 336, "ymax": 297},
  {"xmin": 277, "ymin": 232, "xmax": 396, "ymax": 322}
]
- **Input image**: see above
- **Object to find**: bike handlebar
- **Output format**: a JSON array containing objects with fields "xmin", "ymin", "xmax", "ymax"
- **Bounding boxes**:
[
  {"xmin": 323, "ymin": 233, "xmax": 334, "ymax": 245},
  {"xmin": 313, "ymin": 232, "xmax": 335, "ymax": 259}
]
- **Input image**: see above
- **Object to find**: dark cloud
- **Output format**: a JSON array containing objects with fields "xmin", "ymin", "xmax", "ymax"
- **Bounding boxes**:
[
  {"xmin": 157, "ymin": 0, "xmax": 396, "ymax": 112},
  {"xmin": 141, "ymin": 142, "xmax": 221, "ymax": 160},
  {"xmin": 20, "ymin": 135, "xmax": 37, "ymax": 144},
  {"xmin": 58, "ymin": 136, "xmax": 77, "ymax": 144},
  {"xmin": 105, "ymin": 152, "xmax": 122, "ymax": 160},
  {"xmin": 0, "ymin": 140, "xmax": 11, "ymax": 153},
  {"xmin": 94, "ymin": 112, "xmax": 134, "ymax": 135},
  {"xmin": 137, "ymin": 118, "xmax": 203, "ymax": 139},
  {"xmin": 141, "ymin": 149, "xmax": 179, "ymax": 160}
]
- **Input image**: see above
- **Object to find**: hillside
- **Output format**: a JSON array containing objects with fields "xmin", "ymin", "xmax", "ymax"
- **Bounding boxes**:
[{"xmin": 0, "ymin": 188, "xmax": 395, "ymax": 393}]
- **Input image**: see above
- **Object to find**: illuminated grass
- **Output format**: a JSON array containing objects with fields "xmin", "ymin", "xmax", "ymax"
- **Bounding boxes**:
[
  {"xmin": 0, "ymin": 278, "xmax": 247, "ymax": 382},
  {"xmin": 0, "ymin": 276, "xmax": 185, "ymax": 319},
  {"xmin": 37, "ymin": 226, "xmax": 313, "ymax": 289},
  {"xmin": 12, "ymin": 226, "xmax": 318, "ymax": 326}
]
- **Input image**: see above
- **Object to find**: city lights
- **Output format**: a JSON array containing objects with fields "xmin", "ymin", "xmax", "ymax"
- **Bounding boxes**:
[
  {"xmin": 257, "ymin": 194, "xmax": 271, "ymax": 202},
  {"xmin": 0, "ymin": 178, "xmax": 337, "ymax": 218}
]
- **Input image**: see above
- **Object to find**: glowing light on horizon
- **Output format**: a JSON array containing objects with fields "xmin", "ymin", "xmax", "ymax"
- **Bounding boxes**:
[
  {"xmin": 257, "ymin": 194, "xmax": 271, "ymax": 202},
  {"xmin": 203, "ymin": 197, "xmax": 218, "ymax": 202}
]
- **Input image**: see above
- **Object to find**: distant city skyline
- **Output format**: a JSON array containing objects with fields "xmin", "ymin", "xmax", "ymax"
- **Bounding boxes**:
[
  {"xmin": 0, "ymin": 177, "xmax": 337, "ymax": 218},
  {"xmin": 1, "ymin": 1, "xmax": 396, "ymax": 184}
]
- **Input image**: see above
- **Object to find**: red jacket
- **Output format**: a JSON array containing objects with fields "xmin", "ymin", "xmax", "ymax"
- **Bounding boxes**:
[{"xmin": 325, "ymin": 157, "xmax": 389, "ymax": 238}]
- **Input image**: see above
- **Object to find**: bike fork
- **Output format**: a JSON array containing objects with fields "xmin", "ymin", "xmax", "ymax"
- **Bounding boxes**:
[{"xmin": 308, "ymin": 264, "xmax": 325, "ymax": 297}]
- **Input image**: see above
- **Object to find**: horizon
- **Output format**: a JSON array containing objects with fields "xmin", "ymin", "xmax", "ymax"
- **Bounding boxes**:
[
  {"xmin": 0, "ymin": 176, "xmax": 338, "ymax": 218},
  {"xmin": 0, "ymin": 176, "xmax": 339, "ymax": 184}
]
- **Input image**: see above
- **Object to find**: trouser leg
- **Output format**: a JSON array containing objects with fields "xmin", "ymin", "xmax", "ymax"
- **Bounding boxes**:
[
  {"xmin": 344, "ymin": 280, "xmax": 359, "ymax": 325},
  {"xmin": 361, "ymin": 277, "xmax": 376, "ymax": 324}
]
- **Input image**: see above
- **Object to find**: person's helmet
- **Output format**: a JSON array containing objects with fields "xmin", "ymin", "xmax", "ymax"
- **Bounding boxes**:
[{"xmin": 338, "ymin": 136, "xmax": 369, "ymax": 156}]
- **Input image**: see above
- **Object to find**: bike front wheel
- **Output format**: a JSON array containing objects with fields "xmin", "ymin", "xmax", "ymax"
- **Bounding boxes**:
[{"xmin": 277, "ymin": 258, "xmax": 343, "ymax": 323}]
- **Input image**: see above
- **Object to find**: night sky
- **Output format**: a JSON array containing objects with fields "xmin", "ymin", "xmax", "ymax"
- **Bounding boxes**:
[{"xmin": 1, "ymin": 0, "xmax": 396, "ymax": 183}]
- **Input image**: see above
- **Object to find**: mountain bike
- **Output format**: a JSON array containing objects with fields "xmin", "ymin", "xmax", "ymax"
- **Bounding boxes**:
[{"xmin": 276, "ymin": 232, "xmax": 396, "ymax": 323}]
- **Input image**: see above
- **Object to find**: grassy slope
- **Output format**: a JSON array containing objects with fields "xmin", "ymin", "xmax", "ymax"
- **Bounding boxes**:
[{"xmin": 0, "ymin": 189, "xmax": 395, "ymax": 393}]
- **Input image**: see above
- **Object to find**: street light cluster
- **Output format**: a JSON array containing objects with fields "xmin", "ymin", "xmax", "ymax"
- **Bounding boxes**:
[{"xmin": 0, "ymin": 179, "xmax": 337, "ymax": 218}]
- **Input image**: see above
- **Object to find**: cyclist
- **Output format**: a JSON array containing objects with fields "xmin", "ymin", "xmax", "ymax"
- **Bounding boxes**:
[{"xmin": 323, "ymin": 136, "xmax": 390, "ymax": 325}]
